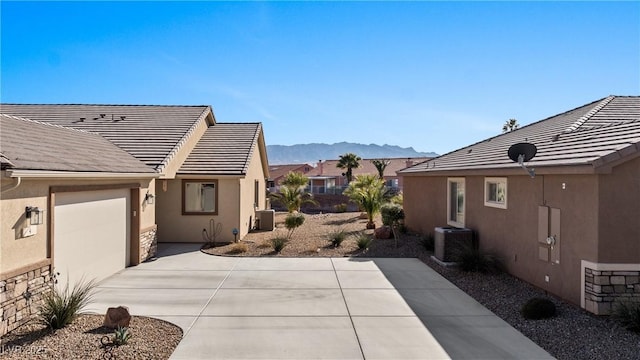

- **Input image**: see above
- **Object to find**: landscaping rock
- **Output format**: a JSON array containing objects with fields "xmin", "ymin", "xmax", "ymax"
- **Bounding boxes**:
[
  {"xmin": 103, "ymin": 306, "xmax": 131, "ymax": 328},
  {"xmin": 374, "ymin": 225, "xmax": 392, "ymax": 239}
]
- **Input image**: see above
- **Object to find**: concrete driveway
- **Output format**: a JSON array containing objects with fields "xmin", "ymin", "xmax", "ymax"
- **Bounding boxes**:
[{"xmin": 90, "ymin": 243, "xmax": 553, "ymax": 359}]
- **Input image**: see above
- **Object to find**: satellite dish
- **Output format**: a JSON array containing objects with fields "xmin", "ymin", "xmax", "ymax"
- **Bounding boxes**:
[
  {"xmin": 508, "ymin": 142, "xmax": 537, "ymax": 178},
  {"xmin": 508, "ymin": 142, "xmax": 537, "ymax": 163}
]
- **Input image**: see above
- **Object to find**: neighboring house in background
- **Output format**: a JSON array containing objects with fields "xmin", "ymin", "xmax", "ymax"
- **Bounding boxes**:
[
  {"xmin": 306, "ymin": 157, "xmax": 430, "ymax": 194},
  {"xmin": 0, "ymin": 104, "xmax": 269, "ymax": 336},
  {"xmin": 267, "ymin": 163, "xmax": 313, "ymax": 192},
  {"xmin": 399, "ymin": 96, "xmax": 640, "ymax": 315}
]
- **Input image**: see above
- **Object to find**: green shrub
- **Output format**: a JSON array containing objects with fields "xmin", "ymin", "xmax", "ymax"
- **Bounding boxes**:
[
  {"xmin": 113, "ymin": 326, "xmax": 132, "ymax": 346},
  {"xmin": 38, "ymin": 277, "xmax": 97, "ymax": 330},
  {"xmin": 284, "ymin": 213, "xmax": 305, "ymax": 239},
  {"xmin": 381, "ymin": 203, "xmax": 405, "ymax": 226},
  {"xmin": 521, "ymin": 298, "xmax": 557, "ymax": 320},
  {"xmin": 457, "ymin": 245, "xmax": 503, "ymax": 273},
  {"xmin": 612, "ymin": 299, "xmax": 640, "ymax": 332},
  {"xmin": 334, "ymin": 203, "xmax": 348, "ymax": 213},
  {"xmin": 419, "ymin": 233, "xmax": 434, "ymax": 251},
  {"xmin": 356, "ymin": 234, "xmax": 373, "ymax": 250},
  {"xmin": 328, "ymin": 229, "xmax": 347, "ymax": 247},
  {"xmin": 270, "ymin": 237, "xmax": 288, "ymax": 253}
]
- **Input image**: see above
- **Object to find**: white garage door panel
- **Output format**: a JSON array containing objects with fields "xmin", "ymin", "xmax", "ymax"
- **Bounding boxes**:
[{"xmin": 54, "ymin": 189, "xmax": 130, "ymax": 288}]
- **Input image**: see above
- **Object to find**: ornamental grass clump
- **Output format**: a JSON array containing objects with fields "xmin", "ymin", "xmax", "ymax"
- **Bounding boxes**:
[
  {"xmin": 611, "ymin": 299, "xmax": 640, "ymax": 332},
  {"xmin": 356, "ymin": 233, "xmax": 373, "ymax": 250},
  {"xmin": 270, "ymin": 237, "xmax": 288, "ymax": 253},
  {"xmin": 39, "ymin": 276, "xmax": 97, "ymax": 330},
  {"xmin": 328, "ymin": 229, "xmax": 347, "ymax": 247}
]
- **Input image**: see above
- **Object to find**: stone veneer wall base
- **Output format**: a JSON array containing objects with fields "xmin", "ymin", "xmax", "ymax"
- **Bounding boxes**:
[
  {"xmin": 582, "ymin": 260, "xmax": 640, "ymax": 315},
  {"xmin": 1, "ymin": 261, "xmax": 53, "ymax": 336},
  {"xmin": 140, "ymin": 225, "xmax": 158, "ymax": 262}
]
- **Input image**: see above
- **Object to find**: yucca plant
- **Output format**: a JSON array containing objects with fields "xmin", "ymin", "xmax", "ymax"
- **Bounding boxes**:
[{"xmin": 38, "ymin": 277, "xmax": 97, "ymax": 329}]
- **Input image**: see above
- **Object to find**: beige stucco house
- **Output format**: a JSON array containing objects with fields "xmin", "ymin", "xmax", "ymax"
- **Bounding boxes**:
[
  {"xmin": 399, "ymin": 96, "xmax": 640, "ymax": 315},
  {"xmin": 0, "ymin": 104, "xmax": 269, "ymax": 335}
]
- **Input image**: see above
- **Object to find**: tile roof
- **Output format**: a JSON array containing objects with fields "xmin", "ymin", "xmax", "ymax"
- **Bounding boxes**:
[
  {"xmin": 0, "ymin": 104, "xmax": 211, "ymax": 171},
  {"xmin": 307, "ymin": 157, "xmax": 432, "ymax": 178},
  {"xmin": 268, "ymin": 164, "xmax": 314, "ymax": 181},
  {"xmin": 0, "ymin": 114, "xmax": 154, "ymax": 173},
  {"xmin": 178, "ymin": 123, "xmax": 263, "ymax": 176},
  {"xmin": 400, "ymin": 96, "xmax": 640, "ymax": 174}
]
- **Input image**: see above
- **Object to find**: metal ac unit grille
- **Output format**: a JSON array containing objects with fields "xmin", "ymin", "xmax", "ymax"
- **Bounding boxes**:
[
  {"xmin": 434, "ymin": 227, "xmax": 473, "ymax": 262},
  {"xmin": 256, "ymin": 210, "xmax": 275, "ymax": 231}
]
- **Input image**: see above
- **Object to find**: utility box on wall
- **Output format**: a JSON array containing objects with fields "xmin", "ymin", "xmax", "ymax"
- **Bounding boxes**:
[{"xmin": 434, "ymin": 226, "xmax": 473, "ymax": 262}]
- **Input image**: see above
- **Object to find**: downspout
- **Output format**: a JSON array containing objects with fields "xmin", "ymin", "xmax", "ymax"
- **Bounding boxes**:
[{"xmin": 1, "ymin": 176, "xmax": 22, "ymax": 194}]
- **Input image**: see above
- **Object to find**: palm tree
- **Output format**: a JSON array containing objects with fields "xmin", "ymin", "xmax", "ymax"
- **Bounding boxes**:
[
  {"xmin": 280, "ymin": 171, "xmax": 309, "ymax": 189},
  {"xmin": 371, "ymin": 159, "xmax": 391, "ymax": 179},
  {"xmin": 337, "ymin": 153, "xmax": 361, "ymax": 184},
  {"xmin": 344, "ymin": 174, "xmax": 386, "ymax": 229},
  {"xmin": 270, "ymin": 172, "xmax": 317, "ymax": 212},
  {"xmin": 502, "ymin": 118, "xmax": 519, "ymax": 133}
]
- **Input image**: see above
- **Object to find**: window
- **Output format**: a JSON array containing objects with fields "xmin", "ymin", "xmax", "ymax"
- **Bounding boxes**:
[
  {"xmin": 484, "ymin": 177, "xmax": 507, "ymax": 209},
  {"xmin": 447, "ymin": 178, "xmax": 465, "ymax": 227},
  {"xmin": 254, "ymin": 180, "xmax": 260, "ymax": 208},
  {"xmin": 183, "ymin": 180, "xmax": 218, "ymax": 215}
]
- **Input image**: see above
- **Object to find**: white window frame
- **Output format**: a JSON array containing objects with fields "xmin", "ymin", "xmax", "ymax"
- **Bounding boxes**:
[
  {"xmin": 484, "ymin": 177, "xmax": 507, "ymax": 209},
  {"xmin": 182, "ymin": 180, "xmax": 218, "ymax": 215},
  {"xmin": 447, "ymin": 177, "xmax": 465, "ymax": 227}
]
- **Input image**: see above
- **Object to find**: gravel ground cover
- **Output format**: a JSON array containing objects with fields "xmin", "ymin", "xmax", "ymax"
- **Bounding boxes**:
[
  {"xmin": 206, "ymin": 211, "xmax": 640, "ymax": 360},
  {"xmin": 3, "ymin": 211, "xmax": 637, "ymax": 359},
  {"xmin": 0, "ymin": 314, "xmax": 182, "ymax": 359}
]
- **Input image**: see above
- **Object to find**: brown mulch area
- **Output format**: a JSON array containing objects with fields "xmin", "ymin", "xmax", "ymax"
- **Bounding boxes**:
[{"xmin": 0, "ymin": 314, "xmax": 182, "ymax": 359}]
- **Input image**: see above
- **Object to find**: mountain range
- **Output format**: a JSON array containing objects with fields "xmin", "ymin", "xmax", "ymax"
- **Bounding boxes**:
[{"xmin": 267, "ymin": 142, "xmax": 438, "ymax": 165}]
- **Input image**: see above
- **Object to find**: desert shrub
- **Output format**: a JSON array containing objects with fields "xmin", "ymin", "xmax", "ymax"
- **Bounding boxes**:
[
  {"xmin": 612, "ymin": 299, "xmax": 640, "ymax": 332},
  {"xmin": 284, "ymin": 213, "xmax": 305, "ymax": 239},
  {"xmin": 270, "ymin": 237, "xmax": 288, "ymax": 253},
  {"xmin": 113, "ymin": 326, "xmax": 132, "ymax": 346},
  {"xmin": 521, "ymin": 298, "xmax": 557, "ymax": 320},
  {"xmin": 39, "ymin": 277, "xmax": 97, "ymax": 329},
  {"xmin": 419, "ymin": 233, "xmax": 435, "ymax": 251},
  {"xmin": 381, "ymin": 203, "xmax": 405, "ymax": 226},
  {"xmin": 457, "ymin": 245, "xmax": 503, "ymax": 273},
  {"xmin": 328, "ymin": 229, "xmax": 347, "ymax": 247},
  {"xmin": 356, "ymin": 234, "xmax": 373, "ymax": 250},
  {"xmin": 391, "ymin": 193, "xmax": 403, "ymax": 206},
  {"xmin": 227, "ymin": 242, "xmax": 249, "ymax": 254},
  {"xmin": 334, "ymin": 203, "xmax": 348, "ymax": 213}
]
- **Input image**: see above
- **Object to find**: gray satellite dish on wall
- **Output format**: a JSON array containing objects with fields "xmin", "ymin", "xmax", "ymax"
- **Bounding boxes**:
[{"xmin": 508, "ymin": 142, "xmax": 537, "ymax": 178}]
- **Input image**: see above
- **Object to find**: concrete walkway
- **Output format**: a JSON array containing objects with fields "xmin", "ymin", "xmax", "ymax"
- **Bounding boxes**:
[{"xmin": 90, "ymin": 243, "xmax": 553, "ymax": 359}]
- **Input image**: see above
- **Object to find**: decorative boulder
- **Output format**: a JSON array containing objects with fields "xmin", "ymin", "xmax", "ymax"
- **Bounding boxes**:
[
  {"xmin": 374, "ymin": 225, "xmax": 392, "ymax": 239},
  {"xmin": 103, "ymin": 306, "xmax": 131, "ymax": 328}
]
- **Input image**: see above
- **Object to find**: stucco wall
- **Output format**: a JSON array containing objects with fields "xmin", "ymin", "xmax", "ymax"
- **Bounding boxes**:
[
  {"xmin": 598, "ymin": 156, "xmax": 640, "ymax": 263},
  {"xmin": 155, "ymin": 178, "xmax": 241, "ymax": 243},
  {"xmin": 403, "ymin": 173, "xmax": 600, "ymax": 306},
  {"xmin": 1, "ymin": 177, "xmax": 153, "ymax": 274},
  {"xmin": 239, "ymin": 145, "xmax": 269, "ymax": 239}
]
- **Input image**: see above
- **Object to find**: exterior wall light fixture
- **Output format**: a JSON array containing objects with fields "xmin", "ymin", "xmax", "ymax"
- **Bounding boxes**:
[
  {"xmin": 25, "ymin": 206, "xmax": 44, "ymax": 225},
  {"xmin": 144, "ymin": 192, "xmax": 155, "ymax": 205}
]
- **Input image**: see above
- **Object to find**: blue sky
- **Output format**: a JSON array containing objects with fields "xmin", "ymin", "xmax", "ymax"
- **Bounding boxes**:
[{"xmin": 2, "ymin": 1, "xmax": 639, "ymax": 155}]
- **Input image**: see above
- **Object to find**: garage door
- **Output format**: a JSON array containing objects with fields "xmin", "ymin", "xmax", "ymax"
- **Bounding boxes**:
[{"xmin": 54, "ymin": 188, "xmax": 130, "ymax": 289}]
